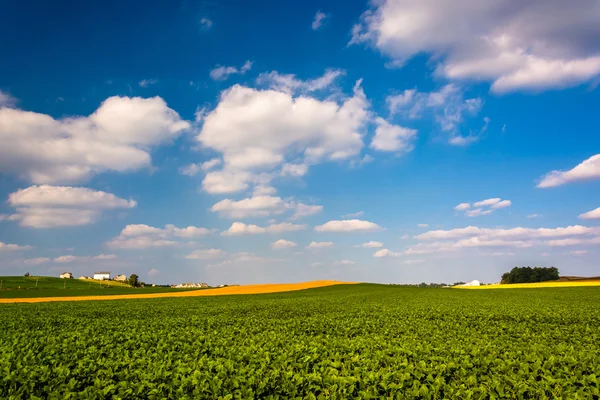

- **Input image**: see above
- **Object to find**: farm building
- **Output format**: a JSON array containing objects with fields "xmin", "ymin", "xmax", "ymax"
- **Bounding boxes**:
[
  {"xmin": 175, "ymin": 282, "xmax": 208, "ymax": 288},
  {"xmin": 59, "ymin": 272, "xmax": 73, "ymax": 279},
  {"xmin": 114, "ymin": 274, "xmax": 127, "ymax": 282},
  {"xmin": 93, "ymin": 272, "xmax": 111, "ymax": 280},
  {"xmin": 78, "ymin": 276, "xmax": 91, "ymax": 280}
]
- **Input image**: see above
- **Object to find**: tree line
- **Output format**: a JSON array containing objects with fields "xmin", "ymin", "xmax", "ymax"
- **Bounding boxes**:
[{"xmin": 501, "ymin": 266, "xmax": 559, "ymax": 284}]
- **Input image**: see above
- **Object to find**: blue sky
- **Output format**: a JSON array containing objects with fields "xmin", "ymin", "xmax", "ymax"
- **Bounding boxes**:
[{"xmin": 1, "ymin": 0, "xmax": 600, "ymax": 285}]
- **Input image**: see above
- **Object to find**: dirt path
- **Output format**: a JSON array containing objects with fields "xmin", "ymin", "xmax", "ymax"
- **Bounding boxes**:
[{"xmin": 0, "ymin": 280, "xmax": 357, "ymax": 303}]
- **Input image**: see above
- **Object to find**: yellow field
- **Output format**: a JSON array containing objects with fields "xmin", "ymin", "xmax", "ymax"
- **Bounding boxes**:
[
  {"xmin": 0, "ymin": 280, "xmax": 357, "ymax": 304},
  {"xmin": 455, "ymin": 280, "xmax": 600, "ymax": 289}
]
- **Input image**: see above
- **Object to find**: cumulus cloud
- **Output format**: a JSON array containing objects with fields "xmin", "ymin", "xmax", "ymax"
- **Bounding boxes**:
[
  {"xmin": 53, "ymin": 254, "xmax": 116, "ymax": 263},
  {"xmin": 185, "ymin": 249, "xmax": 227, "ymax": 259},
  {"xmin": 373, "ymin": 248, "xmax": 401, "ymax": 257},
  {"xmin": 221, "ymin": 221, "xmax": 305, "ymax": 236},
  {"xmin": 0, "ymin": 90, "xmax": 17, "ymax": 107},
  {"xmin": 370, "ymin": 118, "xmax": 417, "ymax": 153},
  {"xmin": 315, "ymin": 219, "xmax": 382, "ymax": 232},
  {"xmin": 312, "ymin": 11, "xmax": 328, "ymax": 30},
  {"xmin": 272, "ymin": 239, "xmax": 297, "ymax": 249},
  {"xmin": 357, "ymin": 241, "xmax": 383, "ymax": 248},
  {"xmin": 579, "ymin": 207, "xmax": 600, "ymax": 219},
  {"xmin": 306, "ymin": 241, "xmax": 333, "ymax": 249},
  {"xmin": 351, "ymin": 0, "xmax": 600, "ymax": 92},
  {"xmin": 0, "ymin": 242, "xmax": 32, "ymax": 252},
  {"xmin": 7, "ymin": 185, "xmax": 136, "ymax": 228},
  {"xmin": 386, "ymin": 84, "xmax": 482, "ymax": 144},
  {"xmin": 538, "ymin": 154, "xmax": 600, "ymax": 188},
  {"xmin": 107, "ymin": 224, "xmax": 210, "ymax": 249},
  {"xmin": 455, "ymin": 198, "xmax": 511, "ymax": 217},
  {"xmin": 0, "ymin": 96, "xmax": 189, "ymax": 184},
  {"xmin": 210, "ymin": 60, "xmax": 253, "ymax": 81},
  {"xmin": 210, "ymin": 195, "xmax": 322, "ymax": 219},
  {"xmin": 197, "ymin": 77, "xmax": 369, "ymax": 194}
]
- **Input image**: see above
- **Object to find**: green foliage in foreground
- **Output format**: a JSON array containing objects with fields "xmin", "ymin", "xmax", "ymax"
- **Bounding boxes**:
[
  {"xmin": 1, "ymin": 284, "xmax": 599, "ymax": 399},
  {"xmin": 501, "ymin": 266, "xmax": 559, "ymax": 284}
]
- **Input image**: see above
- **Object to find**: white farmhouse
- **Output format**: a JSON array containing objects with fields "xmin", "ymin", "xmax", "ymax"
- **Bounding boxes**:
[
  {"xmin": 114, "ymin": 274, "xmax": 127, "ymax": 282},
  {"xmin": 59, "ymin": 272, "xmax": 73, "ymax": 279},
  {"xmin": 93, "ymin": 272, "xmax": 111, "ymax": 280}
]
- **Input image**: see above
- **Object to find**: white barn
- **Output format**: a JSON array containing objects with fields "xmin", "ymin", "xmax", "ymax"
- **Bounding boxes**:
[{"xmin": 93, "ymin": 272, "xmax": 110, "ymax": 280}]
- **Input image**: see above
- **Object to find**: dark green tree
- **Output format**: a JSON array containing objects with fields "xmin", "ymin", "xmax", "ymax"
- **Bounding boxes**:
[{"xmin": 129, "ymin": 274, "xmax": 139, "ymax": 287}]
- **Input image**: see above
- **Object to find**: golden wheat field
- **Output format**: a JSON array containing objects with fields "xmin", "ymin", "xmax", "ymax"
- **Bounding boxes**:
[
  {"xmin": 0, "ymin": 280, "xmax": 357, "ymax": 304},
  {"xmin": 455, "ymin": 280, "xmax": 600, "ymax": 289}
]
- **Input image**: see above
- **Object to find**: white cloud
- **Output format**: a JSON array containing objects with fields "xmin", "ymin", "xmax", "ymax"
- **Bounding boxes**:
[
  {"xmin": 7, "ymin": 185, "xmax": 136, "ymax": 228},
  {"xmin": 386, "ymin": 84, "xmax": 482, "ymax": 143},
  {"xmin": 351, "ymin": 0, "xmax": 600, "ymax": 92},
  {"xmin": 210, "ymin": 195, "xmax": 322, "ymax": 219},
  {"xmin": 306, "ymin": 241, "xmax": 333, "ymax": 249},
  {"xmin": 315, "ymin": 219, "xmax": 382, "ymax": 232},
  {"xmin": 344, "ymin": 211, "xmax": 364, "ymax": 218},
  {"xmin": 357, "ymin": 241, "xmax": 383, "ymax": 248},
  {"xmin": 197, "ymin": 77, "xmax": 368, "ymax": 194},
  {"xmin": 527, "ymin": 214, "xmax": 542, "ymax": 219},
  {"xmin": 210, "ymin": 60, "xmax": 253, "ymax": 81},
  {"xmin": 185, "ymin": 249, "xmax": 227, "ymax": 259},
  {"xmin": 179, "ymin": 164, "xmax": 202, "ymax": 176},
  {"xmin": 200, "ymin": 17, "xmax": 213, "ymax": 30},
  {"xmin": 256, "ymin": 69, "xmax": 345, "ymax": 94},
  {"xmin": 253, "ymin": 186, "xmax": 277, "ymax": 196},
  {"xmin": 546, "ymin": 237, "xmax": 600, "ymax": 247},
  {"xmin": 221, "ymin": 221, "xmax": 305, "ymax": 236},
  {"xmin": 107, "ymin": 224, "xmax": 209, "ymax": 249},
  {"xmin": 23, "ymin": 257, "xmax": 51, "ymax": 265},
  {"xmin": 400, "ymin": 234, "xmax": 409, "ymax": 239},
  {"xmin": 312, "ymin": 11, "xmax": 328, "ymax": 30},
  {"xmin": 0, "ymin": 90, "xmax": 17, "ymax": 107},
  {"xmin": 370, "ymin": 118, "xmax": 417, "ymax": 153},
  {"xmin": 454, "ymin": 203, "xmax": 471, "ymax": 211},
  {"xmin": 0, "ymin": 96, "xmax": 189, "ymax": 184},
  {"xmin": 579, "ymin": 207, "xmax": 600, "ymax": 220},
  {"xmin": 417, "ymin": 224, "xmax": 429, "ymax": 228},
  {"xmin": 272, "ymin": 239, "xmax": 297, "ymax": 249},
  {"xmin": 139, "ymin": 79, "xmax": 158, "ymax": 88},
  {"xmin": 280, "ymin": 163, "xmax": 308, "ymax": 177},
  {"xmin": 538, "ymin": 154, "xmax": 600, "ymax": 188},
  {"xmin": 373, "ymin": 248, "xmax": 401, "ymax": 257},
  {"xmin": 0, "ymin": 242, "xmax": 32, "ymax": 252},
  {"xmin": 456, "ymin": 198, "xmax": 511, "ymax": 217},
  {"xmin": 148, "ymin": 268, "xmax": 160, "ymax": 277},
  {"xmin": 416, "ymin": 225, "xmax": 600, "ymax": 241},
  {"xmin": 333, "ymin": 260, "xmax": 355, "ymax": 266},
  {"xmin": 0, "ymin": 214, "xmax": 20, "ymax": 222}
]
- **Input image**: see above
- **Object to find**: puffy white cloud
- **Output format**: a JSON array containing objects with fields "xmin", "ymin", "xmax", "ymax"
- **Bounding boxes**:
[
  {"xmin": 0, "ymin": 96, "xmax": 189, "ymax": 184},
  {"xmin": 210, "ymin": 60, "xmax": 253, "ymax": 81},
  {"xmin": 357, "ymin": 241, "xmax": 383, "ymax": 248},
  {"xmin": 221, "ymin": 221, "xmax": 305, "ymax": 236},
  {"xmin": 352, "ymin": 0, "xmax": 600, "ymax": 92},
  {"xmin": 197, "ymin": 77, "xmax": 369, "ymax": 194},
  {"xmin": 185, "ymin": 249, "xmax": 227, "ymax": 259},
  {"xmin": 465, "ymin": 208, "xmax": 493, "ymax": 217},
  {"xmin": 148, "ymin": 268, "xmax": 160, "ymax": 277},
  {"xmin": 473, "ymin": 198, "xmax": 501, "ymax": 207},
  {"xmin": 416, "ymin": 225, "xmax": 600, "ymax": 241},
  {"xmin": 386, "ymin": 84, "xmax": 482, "ymax": 144},
  {"xmin": 0, "ymin": 242, "xmax": 32, "ymax": 251},
  {"xmin": 370, "ymin": 118, "xmax": 417, "ymax": 152},
  {"xmin": 107, "ymin": 224, "xmax": 209, "ymax": 249},
  {"xmin": 538, "ymin": 154, "xmax": 600, "ymax": 188},
  {"xmin": 306, "ymin": 241, "xmax": 333, "ymax": 249},
  {"xmin": 373, "ymin": 248, "xmax": 401, "ymax": 257},
  {"xmin": 579, "ymin": 207, "xmax": 600, "ymax": 219},
  {"xmin": 312, "ymin": 11, "xmax": 328, "ymax": 30},
  {"xmin": 210, "ymin": 195, "xmax": 322, "ymax": 219},
  {"xmin": 0, "ymin": 214, "xmax": 20, "ymax": 222},
  {"xmin": 315, "ymin": 219, "xmax": 382, "ymax": 232},
  {"xmin": 53, "ymin": 254, "xmax": 116, "ymax": 263},
  {"xmin": 546, "ymin": 237, "xmax": 600, "ymax": 247},
  {"xmin": 454, "ymin": 203, "xmax": 471, "ymax": 211},
  {"xmin": 7, "ymin": 185, "xmax": 136, "ymax": 228},
  {"xmin": 272, "ymin": 239, "xmax": 297, "ymax": 249}
]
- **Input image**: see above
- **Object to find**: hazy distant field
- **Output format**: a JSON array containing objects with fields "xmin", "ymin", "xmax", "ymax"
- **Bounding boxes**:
[{"xmin": 1, "ymin": 284, "xmax": 599, "ymax": 398}]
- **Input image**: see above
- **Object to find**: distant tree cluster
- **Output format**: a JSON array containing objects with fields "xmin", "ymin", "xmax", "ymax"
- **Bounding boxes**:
[{"xmin": 501, "ymin": 266, "xmax": 559, "ymax": 284}]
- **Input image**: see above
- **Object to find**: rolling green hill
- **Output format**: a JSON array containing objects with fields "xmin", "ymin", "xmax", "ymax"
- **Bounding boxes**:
[{"xmin": 0, "ymin": 276, "xmax": 131, "ymax": 290}]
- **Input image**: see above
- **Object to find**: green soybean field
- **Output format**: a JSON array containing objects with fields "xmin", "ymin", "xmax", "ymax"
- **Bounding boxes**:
[{"xmin": 1, "ymin": 284, "xmax": 599, "ymax": 399}]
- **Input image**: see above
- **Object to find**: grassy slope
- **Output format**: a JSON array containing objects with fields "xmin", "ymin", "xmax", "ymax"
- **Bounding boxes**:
[{"xmin": 0, "ymin": 276, "xmax": 200, "ymax": 298}]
